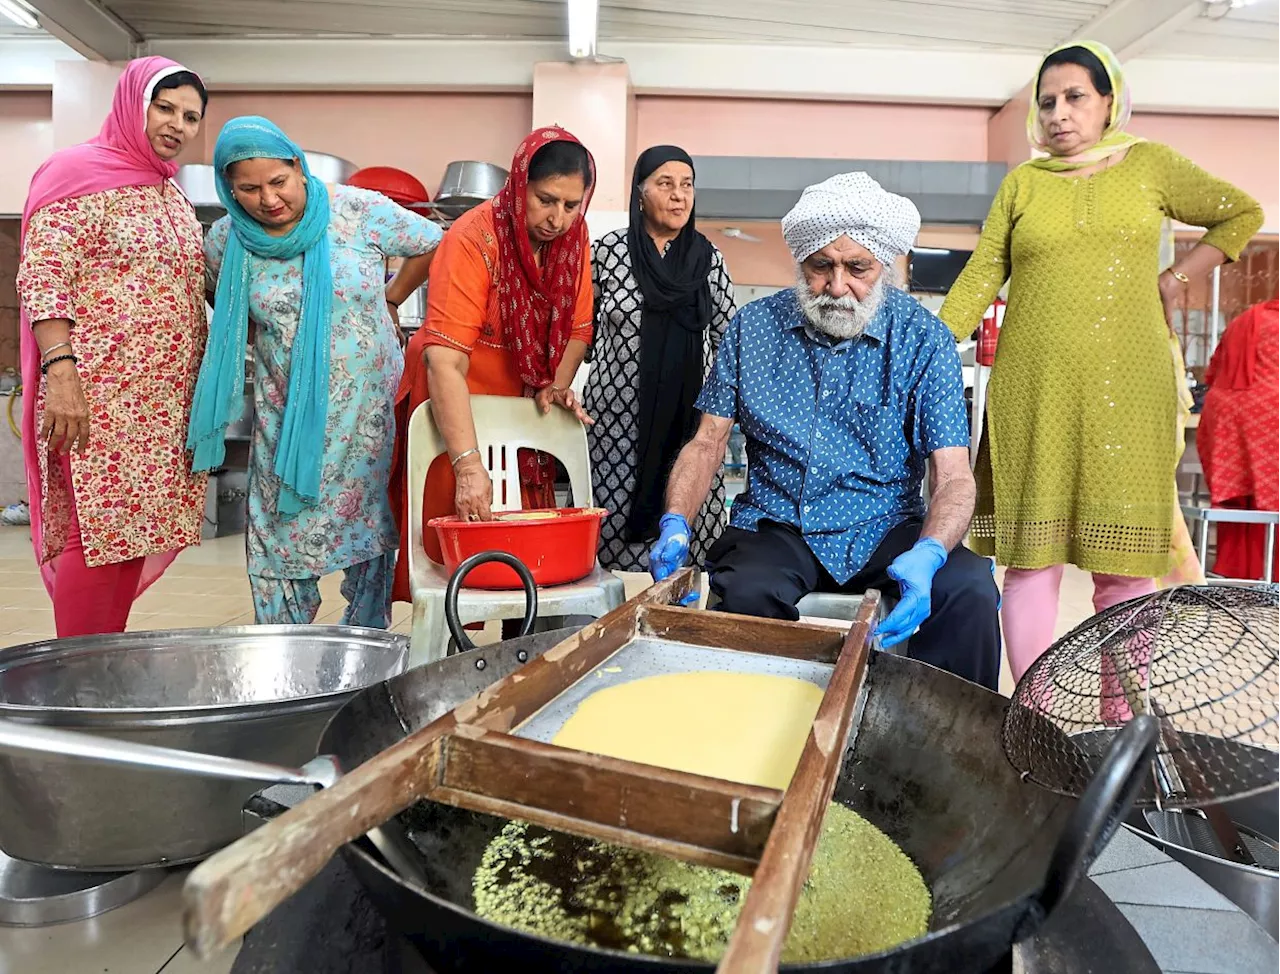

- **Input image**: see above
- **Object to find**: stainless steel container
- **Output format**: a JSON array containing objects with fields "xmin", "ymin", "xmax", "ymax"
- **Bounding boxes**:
[
  {"xmin": 1125, "ymin": 791, "xmax": 1279, "ymax": 937},
  {"xmin": 433, "ymin": 161, "xmax": 508, "ymax": 219},
  {"xmin": 0, "ymin": 626, "xmax": 407, "ymax": 871},
  {"xmin": 398, "ymin": 282, "xmax": 427, "ymax": 335}
]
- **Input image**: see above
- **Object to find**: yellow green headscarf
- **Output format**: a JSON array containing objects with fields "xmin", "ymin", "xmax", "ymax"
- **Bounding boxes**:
[{"xmin": 1025, "ymin": 40, "xmax": 1145, "ymax": 171}]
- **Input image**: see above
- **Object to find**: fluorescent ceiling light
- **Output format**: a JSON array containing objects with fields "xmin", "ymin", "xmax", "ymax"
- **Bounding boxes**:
[
  {"xmin": 567, "ymin": 0, "xmax": 598, "ymax": 59},
  {"xmin": 0, "ymin": 0, "xmax": 38, "ymax": 29}
]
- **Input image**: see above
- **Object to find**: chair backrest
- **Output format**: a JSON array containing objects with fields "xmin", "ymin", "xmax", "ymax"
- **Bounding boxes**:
[
  {"xmin": 468, "ymin": 395, "xmax": 593, "ymax": 512},
  {"xmin": 406, "ymin": 396, "xmax": 594, "ymax": 572}
]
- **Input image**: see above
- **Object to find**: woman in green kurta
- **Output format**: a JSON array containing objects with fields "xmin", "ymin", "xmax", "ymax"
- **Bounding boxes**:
[{"xmin": 940, "ymin": 41, "xmax": 1263, "ymax": 680}]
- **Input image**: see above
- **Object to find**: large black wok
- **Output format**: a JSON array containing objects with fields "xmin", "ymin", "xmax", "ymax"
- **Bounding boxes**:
[{"xmin": 314, "ymin": 625, "xmax": 1154, "ymax": 974}]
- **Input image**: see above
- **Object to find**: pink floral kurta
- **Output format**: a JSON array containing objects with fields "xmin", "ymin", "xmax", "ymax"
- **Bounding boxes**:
[{"xmin": 17, "ymin": 183, "xmax": 207, "ymax": 568}]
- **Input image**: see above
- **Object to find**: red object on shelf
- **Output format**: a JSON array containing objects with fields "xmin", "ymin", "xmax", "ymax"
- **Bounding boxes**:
[
  {"xmin": 428, "ymin": 508, "xmax": 607, "ymax": 589},
  {"xmin": 348, "ymin": 167, "xmax": 431, "ymax": 207},
  {"xmin": 978, "ymin": 297, "xmax": 1006, "ymax": 367}
]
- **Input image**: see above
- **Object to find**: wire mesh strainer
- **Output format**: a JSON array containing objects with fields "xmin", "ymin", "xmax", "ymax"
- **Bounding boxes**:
[{"xmin": 1003, "ymin": 584, "xmax": 1279, "ymax": 810}]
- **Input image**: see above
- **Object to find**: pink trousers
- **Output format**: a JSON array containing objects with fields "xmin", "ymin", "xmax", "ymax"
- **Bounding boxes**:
[
  {"xmin": 1002, "ymin": 565, "xmax": 1156, "ymax": 682},
  {"xmin": 51, "ymin": 454, "xmax": 145, "ymax": 638}
]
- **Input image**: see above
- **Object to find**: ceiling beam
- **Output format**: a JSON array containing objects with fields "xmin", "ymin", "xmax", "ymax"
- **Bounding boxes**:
[
  {"xmin": 26, "ymin": 0, "xmax": 139, "ymax": 62},
  {"xmin": 1070, "ymin": 0, "xmax": 1206, "ymax": 60}
]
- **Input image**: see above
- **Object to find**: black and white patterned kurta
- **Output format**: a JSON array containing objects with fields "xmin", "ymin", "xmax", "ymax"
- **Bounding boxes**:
[{"xmin": 584, "ymin": 228, "xmax": 737, "ymax": 572}]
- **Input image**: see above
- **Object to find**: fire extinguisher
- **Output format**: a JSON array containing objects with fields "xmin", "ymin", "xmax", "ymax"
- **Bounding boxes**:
[
  {"xmin": 970, "ymin": 297, "xmax": 1005, "ymax": 465},
  {"xmin": 978, "ymin": 297, "xmax": 1006, "ymax": 368}
]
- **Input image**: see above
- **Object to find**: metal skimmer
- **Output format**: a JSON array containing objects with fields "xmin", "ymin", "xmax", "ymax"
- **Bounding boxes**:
[{"xmin": 1003, "ymin": 584, "xmax": 1279, "ymax": 811}]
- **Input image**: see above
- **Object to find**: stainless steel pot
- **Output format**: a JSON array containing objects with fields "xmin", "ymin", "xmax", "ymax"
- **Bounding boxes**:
[
  {"xmin": 433, "ymin": 161, "xmax": 508, "ymax": 219},
  {"xmin": 0, "ymin": 626, "xmax": 407, "ymax": 871},
  {"xmin": 398, "ymin": 282, "xmax": 427, "ymax": 334}
]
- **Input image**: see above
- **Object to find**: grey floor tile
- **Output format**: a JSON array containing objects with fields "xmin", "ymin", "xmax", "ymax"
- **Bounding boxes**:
[
  {"xmin": 1093, "ymin": 860, "xmax": 1240, "ymax": 911},
  {"xmin": 1120, "ymin": 903, "xmax": 1279, "ymax": 974},
  {"xmin": 1091, "ymin": 829, "xmax": 1173, "ymax": 875}
]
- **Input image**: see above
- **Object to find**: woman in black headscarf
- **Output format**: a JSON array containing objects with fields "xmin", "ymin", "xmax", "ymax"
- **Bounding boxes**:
[{"xmin": 584, "ymin": 145, "xmax": 737, "ymax": 572}]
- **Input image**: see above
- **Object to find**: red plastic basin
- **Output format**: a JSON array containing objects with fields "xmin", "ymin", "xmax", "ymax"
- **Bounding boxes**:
[{"xmin": 428, "ymin": 507, "xmax": 607, "ymax": 589}]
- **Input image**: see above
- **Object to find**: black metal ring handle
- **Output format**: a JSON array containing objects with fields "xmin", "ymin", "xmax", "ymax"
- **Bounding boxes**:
[
  {"xmin": 1020, "ymin": 714, "xmax": 1159, "ymax": 938},
  {"xmin": 444, "ymin": 551, "xmax": 538, "ymax": 653}
]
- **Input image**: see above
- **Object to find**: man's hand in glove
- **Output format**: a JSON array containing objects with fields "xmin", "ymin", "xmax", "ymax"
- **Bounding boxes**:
[{"xmin": 875, "ymin": 537, "xmax": 949, "ymax": 647}]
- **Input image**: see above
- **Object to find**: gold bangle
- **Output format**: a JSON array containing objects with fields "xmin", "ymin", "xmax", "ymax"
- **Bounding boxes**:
[{"xmin": 1170, "ymin": 270, "xmax": 1190, "ymax": 284}]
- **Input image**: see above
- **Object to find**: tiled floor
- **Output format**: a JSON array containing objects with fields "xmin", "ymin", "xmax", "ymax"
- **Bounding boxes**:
[{"xmin": 0, "ymin": 523, "xmax": 1102, "ymax": 972}]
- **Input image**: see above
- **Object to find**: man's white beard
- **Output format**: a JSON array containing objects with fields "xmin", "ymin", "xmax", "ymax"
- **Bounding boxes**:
[{"xmin": 794, "ymin": 271, "xmax": 891, "ymax": 340}]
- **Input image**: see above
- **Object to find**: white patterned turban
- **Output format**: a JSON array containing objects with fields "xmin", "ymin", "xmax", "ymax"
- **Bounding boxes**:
[{"xmin": 781, "ymin": 172, "xmax": 921, "ymax": 266}]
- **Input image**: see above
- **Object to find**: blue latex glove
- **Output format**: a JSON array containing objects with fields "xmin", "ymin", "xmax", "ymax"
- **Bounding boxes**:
[
  {"xmin": 875, "ymin": 537, "xmax": 949, "ymax": 648},
  {"xmin": 649, "ymin": 513, "xmax": 698, "ymax": 606}
]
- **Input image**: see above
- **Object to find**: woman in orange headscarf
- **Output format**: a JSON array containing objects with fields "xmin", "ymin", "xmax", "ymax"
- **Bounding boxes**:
[
  {"xmin": 389, "ymin": 128, "xmax": 596, "ymax": 602},
  {"xmin": 1198, "ymin": 298, "xmax": 1279, "ymax": 580}
]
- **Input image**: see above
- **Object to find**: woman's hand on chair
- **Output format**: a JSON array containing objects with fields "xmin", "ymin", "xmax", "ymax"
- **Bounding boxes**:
[
  {"xmin": 454, "ymin": 453, "xmax": 495, "ymax": 522},
  {"xmin": 535, "ymin": 385, "xmax": 594, "ymax": 426}
]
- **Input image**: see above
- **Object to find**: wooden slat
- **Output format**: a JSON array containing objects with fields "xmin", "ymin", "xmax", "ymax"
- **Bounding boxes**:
[
  {"xmin": 434, "ymin": 726, "xmax": 781, "ymax": 873},
  {"xmin": 180, "ymin": 568, "xmax": 696, "ymax": 959},
  {"xmin": 715, "ymin": 592, "xmax": 879, "ymax": 974},
  {"xmin": 638, "ymin": 604, "xmax": 846, "ymax": 663}
]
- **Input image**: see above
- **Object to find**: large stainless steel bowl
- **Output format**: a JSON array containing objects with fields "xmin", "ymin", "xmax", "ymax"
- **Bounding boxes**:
[
  {"xmin": 0, "ymin": 626, "xmax": 407, "ymax": 871},
  {"xmin": 433, "ymin": 161, "xmax": 507, "ymax": 219}
]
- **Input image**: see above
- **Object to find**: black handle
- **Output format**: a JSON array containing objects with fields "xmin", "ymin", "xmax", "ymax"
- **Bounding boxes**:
[
  {"xmin": 1019, "ymin": 715, "xmax": 1159, "ymax": 939},
  {"xmin": 444, "ymin": 551, "xmax": 538, "ymax": 653}
]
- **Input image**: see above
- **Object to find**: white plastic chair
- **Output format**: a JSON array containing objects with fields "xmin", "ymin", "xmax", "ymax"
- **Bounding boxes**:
[{"xmin": 406, "ymin": 395, "xmax": 625, "ymax": 667}]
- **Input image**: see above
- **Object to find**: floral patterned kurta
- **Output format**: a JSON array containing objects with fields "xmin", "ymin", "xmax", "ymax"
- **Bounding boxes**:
[
  {"xmin": 205, "ymin": 186, "xmax": 443, "ymax": 580},
  {"xmin": 17, "ymin": 184, "xmax": 207, "ymax": 567}
]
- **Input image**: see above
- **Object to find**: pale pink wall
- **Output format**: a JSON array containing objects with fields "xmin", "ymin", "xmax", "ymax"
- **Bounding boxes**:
[
  {"xmin": 987, "ymin": 92, "xmax": 1031, "ymax": 169},
  {"xmin": 0, "ymin": 92, "xmax": 54, "ymax": 215},
  {"xmin": 1128, "ymin": 113, "xmax": 1278, "ymax": 230},
  {"xmin": 635, "ymin": 96, "xmax": 991, "ymax": 161},
  {"xmin": 201, "ymin": 92, "xmax": 533, "ymax": 195}
]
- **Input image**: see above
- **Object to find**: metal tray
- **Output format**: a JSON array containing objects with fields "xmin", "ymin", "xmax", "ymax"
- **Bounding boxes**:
[
  {"xmin": 514, "ymin": 635, "xmax": 834, "ymax": 744},
  {"xmin": 0, "ymin": 850, "xmax": 165, "ymax": 926}
]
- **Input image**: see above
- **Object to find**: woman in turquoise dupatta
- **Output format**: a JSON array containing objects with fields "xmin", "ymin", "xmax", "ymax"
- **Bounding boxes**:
[{"xmin": 190, "ymin": 116, "xmax": 442, "ymax": 626}]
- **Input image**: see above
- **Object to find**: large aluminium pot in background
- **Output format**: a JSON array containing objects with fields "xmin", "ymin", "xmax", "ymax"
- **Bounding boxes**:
[{"xmin": 0, "ymin": 626, "xmax": 407, "ymax": 871}]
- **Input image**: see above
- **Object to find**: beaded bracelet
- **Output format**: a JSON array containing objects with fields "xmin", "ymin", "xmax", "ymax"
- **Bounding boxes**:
[{"xmin": 40, "ymin": 353, "xmax": 77, "ymax": 375}]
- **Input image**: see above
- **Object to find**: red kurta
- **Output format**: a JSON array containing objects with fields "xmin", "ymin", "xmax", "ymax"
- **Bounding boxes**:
[{"xmin": 1198, "ymin": 299, "xmax": 1279, "ymax": 580}]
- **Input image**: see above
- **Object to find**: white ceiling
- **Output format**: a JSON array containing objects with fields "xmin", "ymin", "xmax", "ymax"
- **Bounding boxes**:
[
  {"xmin": 101, "ymin": 0, "xmax": 1108, "ymax": 49},
  {"xmin": 3, "ymin": 0, "xmax": 1277, "ymax": 59}
]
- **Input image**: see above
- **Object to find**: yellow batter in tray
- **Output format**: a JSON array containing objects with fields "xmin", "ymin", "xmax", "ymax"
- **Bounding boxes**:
[{"xmin": 515, "ymin": 638, "xmax": 836, "ymax": 792}]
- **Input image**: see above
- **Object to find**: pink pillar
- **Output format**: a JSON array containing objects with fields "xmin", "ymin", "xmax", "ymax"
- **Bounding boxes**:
[
  {"xmin": 988, "ymin": 90, "xmax": 1032, "ymax": 169},
  {"xmin": 531, "ymin": 60, "xmax": 634, "ymax": 240},
  {"xmin": 52, "ymin": 60, "xmax": 124, "ymax": 150}
]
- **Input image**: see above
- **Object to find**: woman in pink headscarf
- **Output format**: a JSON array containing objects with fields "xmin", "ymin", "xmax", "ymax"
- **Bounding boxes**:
[{"xmin": 16, "ymin": 57, "xmax": 210, "ymax": 637}]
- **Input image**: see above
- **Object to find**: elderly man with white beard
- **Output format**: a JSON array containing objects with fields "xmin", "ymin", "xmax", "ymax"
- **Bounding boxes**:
[{"xmin": 648, "ymin": 172, "xmax": 1000, "ymax": 689}]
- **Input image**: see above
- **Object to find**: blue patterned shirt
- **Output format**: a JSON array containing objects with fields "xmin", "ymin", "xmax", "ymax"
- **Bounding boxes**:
[{"xmin": 695, "ymin": 287, "xmax": 969, "ymax": 583}]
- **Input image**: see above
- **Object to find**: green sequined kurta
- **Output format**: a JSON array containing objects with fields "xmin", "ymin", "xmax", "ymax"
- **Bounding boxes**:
[{"xmin": 940, "ymin": 142, "xmax": 1263, "ymax": 576}]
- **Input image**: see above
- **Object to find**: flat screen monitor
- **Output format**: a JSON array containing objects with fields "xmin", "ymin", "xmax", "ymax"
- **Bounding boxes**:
[{"xmin": 910, "ymin": 248, "xmax": 973, "ymax": 295}]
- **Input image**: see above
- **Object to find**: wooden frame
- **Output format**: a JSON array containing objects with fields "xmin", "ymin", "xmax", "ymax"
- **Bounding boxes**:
[{"xmin": 183, "ymin": 568, "xmax": 878, "ymax": 974}]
